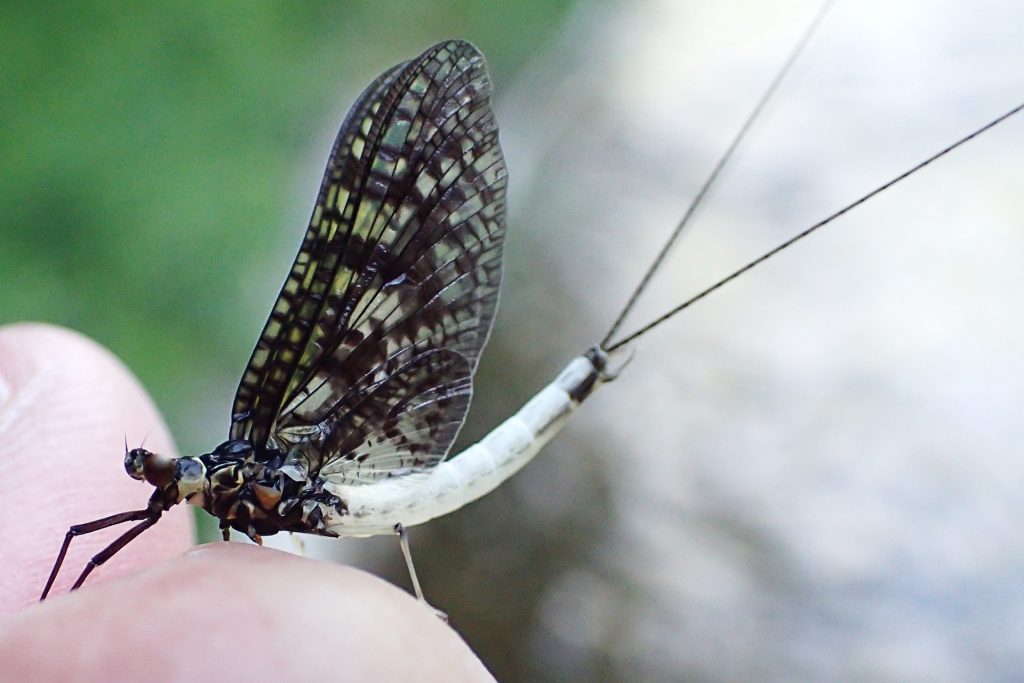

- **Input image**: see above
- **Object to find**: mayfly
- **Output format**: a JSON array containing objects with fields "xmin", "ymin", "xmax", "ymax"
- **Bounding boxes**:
[
  {"xmin": 39, "ymin": 34, "xmax": 1023, "ymax": 612},
  {"xmin": 40, "ymin": 40, "xmax": 612, "ymax": 609}
]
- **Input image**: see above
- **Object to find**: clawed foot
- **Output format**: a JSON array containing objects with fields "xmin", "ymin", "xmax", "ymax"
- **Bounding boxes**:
[{"xmin": 423, "ymin": 601, "xmax": 448, "ymax": 622}]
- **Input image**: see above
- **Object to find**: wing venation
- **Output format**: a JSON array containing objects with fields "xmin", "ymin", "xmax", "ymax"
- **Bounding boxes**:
[{"xmin": 229, "ymin": 40, "xmax": 507, "ymax": 484}]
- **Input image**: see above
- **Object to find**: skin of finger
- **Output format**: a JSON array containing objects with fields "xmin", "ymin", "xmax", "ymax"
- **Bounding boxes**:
[
  {"xmin": 0, "ymin": 323, "xmax": 194, "ymax": 613},
  {"xmin": 0, "ymin": 543, "xmax": 495, "ymax": 682}
]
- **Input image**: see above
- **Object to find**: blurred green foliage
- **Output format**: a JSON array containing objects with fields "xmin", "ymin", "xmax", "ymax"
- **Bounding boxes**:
[{"xmin": 0, "ymin": 1, "xmax": 576, "ymax": 456}]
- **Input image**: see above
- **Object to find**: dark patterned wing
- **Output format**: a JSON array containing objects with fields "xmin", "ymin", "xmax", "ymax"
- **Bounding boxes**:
[
  {"xmin": 314, "ymin": 348, "xmax": 472, "ymax": 485},
  {"xmin": 230, "ymin": 40, "xmax": 507, "ymax": 483}
]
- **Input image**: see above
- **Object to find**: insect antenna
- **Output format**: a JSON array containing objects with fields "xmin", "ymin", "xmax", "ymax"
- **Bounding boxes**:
[
  {"xmin": 601, "ymin": 1, "xmax": 835, "ymax": 349},
  {"xmin": 604, "ymin": 98, "xmax": 1024, "ymax": 353}
]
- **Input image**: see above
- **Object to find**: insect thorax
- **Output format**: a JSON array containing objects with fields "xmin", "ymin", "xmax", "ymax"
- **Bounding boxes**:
[{"xmin": 195, "ymin": 439, "xmax": 347, "ymax": 539}]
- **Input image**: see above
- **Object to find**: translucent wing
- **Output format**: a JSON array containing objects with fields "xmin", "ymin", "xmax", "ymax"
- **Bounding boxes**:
[
  {"xmin": 230, "ymin": 40, "xmax": 507, "ymax": 483},
  {"xmin": 315, "ymin": 349, "xmax": 472, "ymax": 485}
]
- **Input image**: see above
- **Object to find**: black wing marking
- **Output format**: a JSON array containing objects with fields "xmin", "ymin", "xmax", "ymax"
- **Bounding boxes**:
[
  {"xmin": 311, "ymin": 349, "xmax": 472, "ymax": 485},
  {"xmin": 230, "ymin": 40, "xmax": 507, "ymax": 482},
  {"xmin": 229, "ymin": 57, "xmax": 408, "ymax": 446}
]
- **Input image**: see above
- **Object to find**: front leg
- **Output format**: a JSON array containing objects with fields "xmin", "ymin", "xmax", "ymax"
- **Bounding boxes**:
[
  {"xmin": 41, "ymin": 507, "xmax": 156, "ymax": 600},
  {"xmin": 68, "ymin": 515, "xmax": 162, "ymax": 591}
]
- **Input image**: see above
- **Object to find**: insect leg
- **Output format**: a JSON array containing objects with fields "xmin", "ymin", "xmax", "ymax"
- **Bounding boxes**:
[
  {"xmin": 289, "ymin": 533, "xmax": 307, "ymax": 557},
  {"xmin": 40, "ymin": 508, "xmax": 153, "ymax": 600},
  {"xmin": 395, "ymin": 523, "xmax": 447, "ymax": 621},
  {"xmin": 67, "ymin": 513, "xmax": 162, "ymax": 591}
]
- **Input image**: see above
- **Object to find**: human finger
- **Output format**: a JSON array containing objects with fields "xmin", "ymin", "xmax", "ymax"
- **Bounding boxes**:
[
  {"xmin": 0, "ymin": 323, "xmax": 194, "ymax": 613},
  {"xmin": 0, "ymin": 543, "xmax": 494, "ymax": 682}
]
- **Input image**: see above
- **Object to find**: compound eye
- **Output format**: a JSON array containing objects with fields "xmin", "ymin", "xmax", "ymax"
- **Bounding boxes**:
[{"xmin": 124, "ymin": 448, "xmax": 150, "ymax": 481}]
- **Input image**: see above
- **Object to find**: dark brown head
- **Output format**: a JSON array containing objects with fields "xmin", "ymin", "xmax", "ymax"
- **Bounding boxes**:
[{"xmin": 124, "ymin": 447, "xmax": 207, "ymax": 503}]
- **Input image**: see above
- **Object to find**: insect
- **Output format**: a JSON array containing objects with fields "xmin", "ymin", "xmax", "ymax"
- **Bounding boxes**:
[
  {"xmin": 39, "ymin": 40, "xmax": 622, "ymax": 611},
  {"xmin": 39, "ymin": 27, "xmax": 1022, "ymax": 623}
]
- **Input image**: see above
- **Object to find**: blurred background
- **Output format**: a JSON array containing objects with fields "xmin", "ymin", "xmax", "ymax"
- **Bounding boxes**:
[{"xmin": 3, "ymin": 0, "xmax": 1023, "ymax": 680}]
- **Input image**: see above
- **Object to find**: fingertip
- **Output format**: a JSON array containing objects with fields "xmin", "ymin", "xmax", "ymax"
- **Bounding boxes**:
[
  {"xmin": 0, "ymin": 323, "xmax": 193, "ymax": 613},
  {"xmin": 1, "ymin": 544, "xmax": 494, "ymax": 682}
]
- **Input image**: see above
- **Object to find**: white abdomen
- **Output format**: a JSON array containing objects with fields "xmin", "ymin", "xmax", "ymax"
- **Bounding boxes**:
[{"xmin": 325, "ymin": 353, "xmax": 606, "ymax": 536}]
